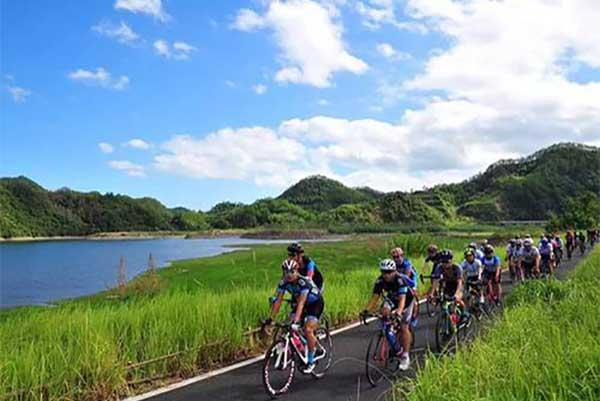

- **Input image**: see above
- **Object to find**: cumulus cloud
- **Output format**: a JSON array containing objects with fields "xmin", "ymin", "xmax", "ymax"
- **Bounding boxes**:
[
  {"xmin": 376, "ymin": 43, "xmax": 411, "ymax": 61},
  {"xmin": 149, "ymin": 0, "xmax": 600, "ymax": 193},
  {"xmin": 125, "ymin": 138, "xmax": 151, "ymax": 150},
  {"xmin": 98, "ymin": 142, "xmax": 115, "ymax": 154},
  {"xmin": 231, "ymin": 0, "xmax": 368, "ymax": 87},
  {"xmin": 114, "ymin": 0, "xmax": 168, "ymax": 22},
  {"xmin": 252, "ymin": 84, "xmax": 267, "ymax": 95},
  {"xmin": 92, "ymin": 20, "xmax": 140, "ymax": 45},
  {"xmin": 153, "ymin": 40, "xmax": 196, "ymax": 60},
  {"xmin": 108, "ymin": 160, "xmax": 146, "ymax": 177},
  {"xmin": 68, "ymin": 68, "xmax": 129, "ymax": 90},
  {"xmin": 355, "ymin": 0, "xmax": 427, "ymax": 33}
]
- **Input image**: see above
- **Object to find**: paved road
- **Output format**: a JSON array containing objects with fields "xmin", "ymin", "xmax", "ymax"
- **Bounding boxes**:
[{"xmin": 144, "ymin": 253, "xmax": 585, "ymax": 401}]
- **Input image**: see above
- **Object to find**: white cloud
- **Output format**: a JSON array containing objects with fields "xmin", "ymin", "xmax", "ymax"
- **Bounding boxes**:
[
  {"xmin": 376, "ymin": 43, "xmax": 411, "ymax": 61},
  {"xmin": 114, "ymin": 0, "xmax": 168, "ymax": 22},
  {"xmin": 355, "ymin": 0, "xmax": 427, "ymax": 33},
  {"xmin": 317, "ymin": 99, "xmax": 329, "ymax": 106},
  {"xmin": 99, "ymin": 142, "xmax": 115, "ymax": 154},
  {"xmin": 232, "ymin": 0, "xmax": 368, "ymax": 87},
  {"xmin": 253, "ymin": 84, "xmax": 267, "ymax": 95},
  {"xmin": 225, "ymin": 80, "xmax": 236, "ymax": 88},
  {"xmin": 68, "ymin": 68, "xmax": 129, "ymax": 90},
  {"xmin": 92, "ymin": 20, "xmax": 140, "ymax": 45},
  {"xmin": 6, "ymin": 86, "xmax": 31, "ymax": 103},
  {"xmin": 125, "ymin": 138, "xmax": 151, "ymax": 150},
  {"xmin": 153, "ymin": 40, "xmax": 196, "ymax": 60},
  {"xmin": 108, "ymin": 160, "xmax": 146, "ymax": 177}
]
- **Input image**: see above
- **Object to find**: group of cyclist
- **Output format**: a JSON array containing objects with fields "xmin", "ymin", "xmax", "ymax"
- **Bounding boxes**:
[{"xmin": 264, "ymin": 229, "xmax": 596, "ymax": 374}]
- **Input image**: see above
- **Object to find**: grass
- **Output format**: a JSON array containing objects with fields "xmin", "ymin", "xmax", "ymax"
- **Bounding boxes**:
[
  {"xmin": 0, "ymin": 233, "xmax": 488, "ymax": 400},
  {"xmin": 400, "ymin": 246, "xmax": 600, "ymax": 401}
]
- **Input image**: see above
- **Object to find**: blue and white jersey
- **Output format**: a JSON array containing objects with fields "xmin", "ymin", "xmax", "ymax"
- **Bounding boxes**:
[
  {"xmin": 475, "ymin": 249, "xmax": 485, "ymax": 262},
  {"xmin": 395, "ymin": 258, "xmax": 418, "ymax": 290},
  {"xmin": 538, "ymin": 242, "xmax": 554, "ymax": 257},
  {"xmin": 460, "ymin": 259, "xmax": 482, "ymax": 280},
  {"xmin": 277, "ymin": 276, "xmax": 321, "ymax": 305},
  {"xmin": 481, "ymin": 255, "xmax": 501, "ymax": 272}
]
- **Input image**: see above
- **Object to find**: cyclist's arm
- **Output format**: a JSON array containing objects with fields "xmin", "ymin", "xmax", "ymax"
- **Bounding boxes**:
[
  {"xmin": 292, "ymin": 292, "xmax": 308, "ymax": 323},
  {"xmin": 269, "ymin": 291, "xmax": 285, "ymax": 321},
  {"xmin": 304, "ymin": 260, "xmax": 316, "ymax": 280},
  {"xmin": 395, "ymin": 293, "xmax": 406, "ymax": 315},
  {"xmin": 364, "ymin": 294, "xmax": 381, "ymax": 313}
]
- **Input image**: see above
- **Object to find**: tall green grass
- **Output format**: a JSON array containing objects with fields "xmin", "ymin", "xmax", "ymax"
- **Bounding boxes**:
[
  {"xmin": 0, "ymin": 234, "xmax": 482, "ymax": 400},
  {"xmin": 401, "ymin": 247, "xmax": 600, "ymax": 401}
]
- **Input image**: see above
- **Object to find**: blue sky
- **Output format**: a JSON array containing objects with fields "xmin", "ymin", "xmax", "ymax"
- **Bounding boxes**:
[{"xmin": 2, "ymin": 0, "xmax": 600, "ymax": 211}]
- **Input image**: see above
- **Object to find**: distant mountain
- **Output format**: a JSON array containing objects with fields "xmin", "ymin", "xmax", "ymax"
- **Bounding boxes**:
[
  {"xmin": 2, "ymin": 143, "xmax": 599, "ymax": 237},
  {"xmin": 0, "ymin": 177, "xmax": 208, "ymax": 237},
  {"xmin": 278, "ymin": 175, "xmax": 382, "ymax": 212}
]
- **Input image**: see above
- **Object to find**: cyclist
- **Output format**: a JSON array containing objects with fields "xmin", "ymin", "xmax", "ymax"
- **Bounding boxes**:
[
  {"xmin": 552, "ymin": 234, "xmax": 564, "ymax": 268},
  {"xmin": 538, "ymin": 237, "xmax": 554, "ymax": 277},
  {"xmin": 468, "ymin": 242, "xmax": 485, "ymax": 261},
  {"xmin": 565, "ymin": 230, "xmax": 575, "ymax": 259},
  {"xmin": 287, "ymin": 243, "xmax": 324, "ymax": 292},
  {"xmin": 424, "ymin": 244, "xmax": 441, "ymax": 274},
  {"xmin": 430, "ymin": 250, "xmax": 469, "ymax": 322},
  {"xmin": 481, "ymin": 245, "xmax": 502, "ymax": 305},
  {"xmin": 460, "ymin": 248, "xmax": 484, "ymax": 306},
  {"xmin": 519, "ymin": 238, "xmax": 540, "ymax": 279},
  {"xmin": 506, "ymin": 239, "xmax": 517, "ymax": 281},
  {"xmin": 361, "ymin": 259, "xmax": 414, "ymax": 371},
  {"xmin": 266, "ymin": 259, "xmax": 324, "ymax": 374},
  {"xmin": 577, "ymin": 231, "xmax": 587, "ymax": 255},
  {"xmin": 391, "ymin": 247, "xmax": 418, "ymax": 289}
]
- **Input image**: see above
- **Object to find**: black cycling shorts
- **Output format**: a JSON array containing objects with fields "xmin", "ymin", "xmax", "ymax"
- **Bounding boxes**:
[
  {"xmin": 482, "ymin": 270, "xmax": 499, "ymax": 284},
  {"xmin": 299, "ymin": 298, "xmax": 324, "ymax": 323}
]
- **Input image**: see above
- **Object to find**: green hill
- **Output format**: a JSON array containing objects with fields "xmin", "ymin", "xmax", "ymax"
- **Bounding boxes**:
[
  {"xmin": 277, "ymin": 175, "xmax": 382, "ymax": 212},
  {"xmin": 2, "ymin": 143, "xmax": 599, "ymax": 237}
]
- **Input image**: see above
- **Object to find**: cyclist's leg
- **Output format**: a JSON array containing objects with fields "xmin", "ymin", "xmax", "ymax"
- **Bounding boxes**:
[
  {"xmin": 381, "ymin": 300, "xmax": 400, "ymax": 353},
  {"xmin": 303, "ymin": 299, "xmax": 323, "ymax": 365},
  {"xmin": 398, "ymin": 301, "xmax": 414, "ymax": 354}
]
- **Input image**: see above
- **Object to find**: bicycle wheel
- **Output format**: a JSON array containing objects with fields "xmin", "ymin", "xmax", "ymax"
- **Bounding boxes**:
[
  {"xmin": 435, "ymin": 313, "xmax": 458, "ymax": 353},
  {"xmin": 263, "ymin": 339, "xmax": 296, "ymax": 398},
  {"xmin": 365, "ymin": 332, "xmax": 391, "ymax": 386},
  {"xmin": 311, "ymin": 327, "xmax": 333, "ymax": 378}
]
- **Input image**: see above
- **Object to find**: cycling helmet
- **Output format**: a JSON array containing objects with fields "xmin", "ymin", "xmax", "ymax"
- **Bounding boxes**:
[
  {"xmin": 468, "ymin": 242, "xmax": 477, "ymax": 250},
  {"xmin": 281, "ymin": 259, "xmax": 299, "ymax": 273},
  {"xmin": 391, "ymin": 247, "xmax": 404, "ymax": 258},
  {"xmin": 379, "ymin": 259, "xmax": 397, "ymax": 272},
  {"xmin": 463, "ymin": 248, "xmax": 475, "ymax": 258},
  {"xmin": 480, "ymin": 239, "xmax": 489, "ymax": 246},
  {"xmin": 287, "ymin": 242, "xmax": 304, "ymax": 256},
  {"xmin": 439, "ymin": 249, "xmax": 453, "ymax": 263},
  {"xmin": 523, "ymin": 238, "xmax": 533, "ymax": 247},
  {"xmin": 484, "ymin": 244, "xmax": 495, "ymax": 255},
  {"xmin": 427, "ymin": 244, "xmax": 438, "ymax": 254},
  {"xmin": 509, "ymin": 239, "xmax": 516, "ymax": 245}
]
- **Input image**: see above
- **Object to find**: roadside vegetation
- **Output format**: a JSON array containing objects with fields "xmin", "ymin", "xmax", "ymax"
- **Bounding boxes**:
[
  {"xmin": 0, "ymin": 233, "xmax": 477, "ymax": 401},
  {"xmin": 401, "ymin": 247, "xmax": 600, "ymax": 401}
]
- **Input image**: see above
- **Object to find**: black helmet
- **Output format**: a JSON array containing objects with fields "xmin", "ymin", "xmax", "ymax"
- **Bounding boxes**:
[
  {"xmin": 484, "ymin": 244, "xmax": 495, "ymax": 255},
  {"xmin": 287, "ymin": 242, "xmax": 304, "ymax": 256},
  {"xmin": 439, "ymin": 249, "xmax": 453, "ymax": 263}
]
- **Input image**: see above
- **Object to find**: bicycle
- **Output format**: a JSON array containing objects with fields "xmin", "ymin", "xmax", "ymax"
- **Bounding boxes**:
[
  {"xmin": 262, "ymin": 321, "xmax": 333, "ymax": 397},
  {"xmin": 465, "ymin": 281, "xmax": 488, "ymax": 321},
  {"xmin": 435, "ymin": 294, "xmax": 469, "ymax": 353},
  {"xmin": 539, "ymin": 256, "xmax": 554, "ymax": 279},
  {"xmin": 482, "ymin": 274, "xmax": 502, "ymax": 314},
  {"xmin": 361, "ymin": 310, "xmax": 415, "ymax": 386}
]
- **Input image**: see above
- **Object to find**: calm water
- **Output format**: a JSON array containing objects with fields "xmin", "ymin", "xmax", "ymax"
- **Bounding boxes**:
[{"xmin": 0, "ymin": 237, "xmax": 291, "ymax": 308}]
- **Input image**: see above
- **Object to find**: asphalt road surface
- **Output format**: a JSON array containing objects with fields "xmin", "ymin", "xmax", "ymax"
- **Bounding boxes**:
[{"xmin": 143, "ymin": 252, "xmax": 586, "ymax": 401}]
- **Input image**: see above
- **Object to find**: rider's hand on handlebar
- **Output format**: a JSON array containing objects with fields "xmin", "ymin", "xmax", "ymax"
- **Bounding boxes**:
[{"xmin": 290, "ymin": 323, "xmax": 300, "ymax": 332}]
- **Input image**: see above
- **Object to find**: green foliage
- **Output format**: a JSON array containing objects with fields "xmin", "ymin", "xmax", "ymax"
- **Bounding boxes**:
[
  {"xmin": 547, "ymin": 192, "xmax": 600, "ymax": 231},
  {"xmin": 377, "ymin": 192, "xmax": 445, "ymax": 224},
  {"xmin": 402, "ymin": 247, "xmax": 600, "ymax": 401},
  {"xmin": 278, "ymin": 175, "xmax": 380, "ymax": 212},
  {"xmin": 170, "ymin": 211, "xmax": 210, "ymax": 231}
]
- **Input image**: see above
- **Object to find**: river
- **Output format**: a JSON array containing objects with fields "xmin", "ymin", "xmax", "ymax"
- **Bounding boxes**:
[{"xmin": 0, "ymin": 237, "xmax": 294, "ymax": 308}]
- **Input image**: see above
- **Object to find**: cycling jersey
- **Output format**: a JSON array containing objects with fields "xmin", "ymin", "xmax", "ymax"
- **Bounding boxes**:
[
  {"xmin": 481, "ymin": 255, "xmax": 501, "ymax": 272},
  {"xmin": 372, "ymin": 272, "xmax": 414, "ymax": 307},
  {"xmin": 460, "ymin": 259, "xmax": 482, "ymax": 281},
  {"xmin": 475, "ymin": 249, "xmax": 485, "ymax": 262},
  {"xmin": 433, "ymin": 263, "xmax": 463, "ymax": 283},
  {"xmin": 538, "ymin": 242, "xmax": 554, "ymax": 258},
  {"xmin": 277, "ymin": 276, "xmax": 321, "ymax": 306},
  {"xmin": 395, "ymin": 258, "xmax": 418, "ymax": 290},
  {"xmin": 518, "ymin": 247, "xmax": 540, "ymax": 264},
  {"xmin": 506, "ymin": 245, "xmax": 516, "ymax": 259},
  {"xmin": 299, "ymin": 256, "xmax": 323, "ymax": 291}
]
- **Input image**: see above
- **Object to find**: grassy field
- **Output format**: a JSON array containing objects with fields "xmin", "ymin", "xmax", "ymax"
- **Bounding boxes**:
[
  {"xmin": 401, "ymin": 246, "xmax": 600, "ymax": 401},
  {"xmin": 0, "ymin": 233, "xmax": 486, "ymax": 401}
]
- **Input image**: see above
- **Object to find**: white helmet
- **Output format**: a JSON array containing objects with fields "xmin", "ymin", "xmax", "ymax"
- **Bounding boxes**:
[
  {"xmin": 523, "ymin": 238, "xmax": 533, "ymax": 247},
  {"xmin": 379, "ymin": 259, "xmax": 397, "ymax": 272},
  {"xmin": 281, "ymin": 259, "xmax": 299, "ymax": 273}
]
